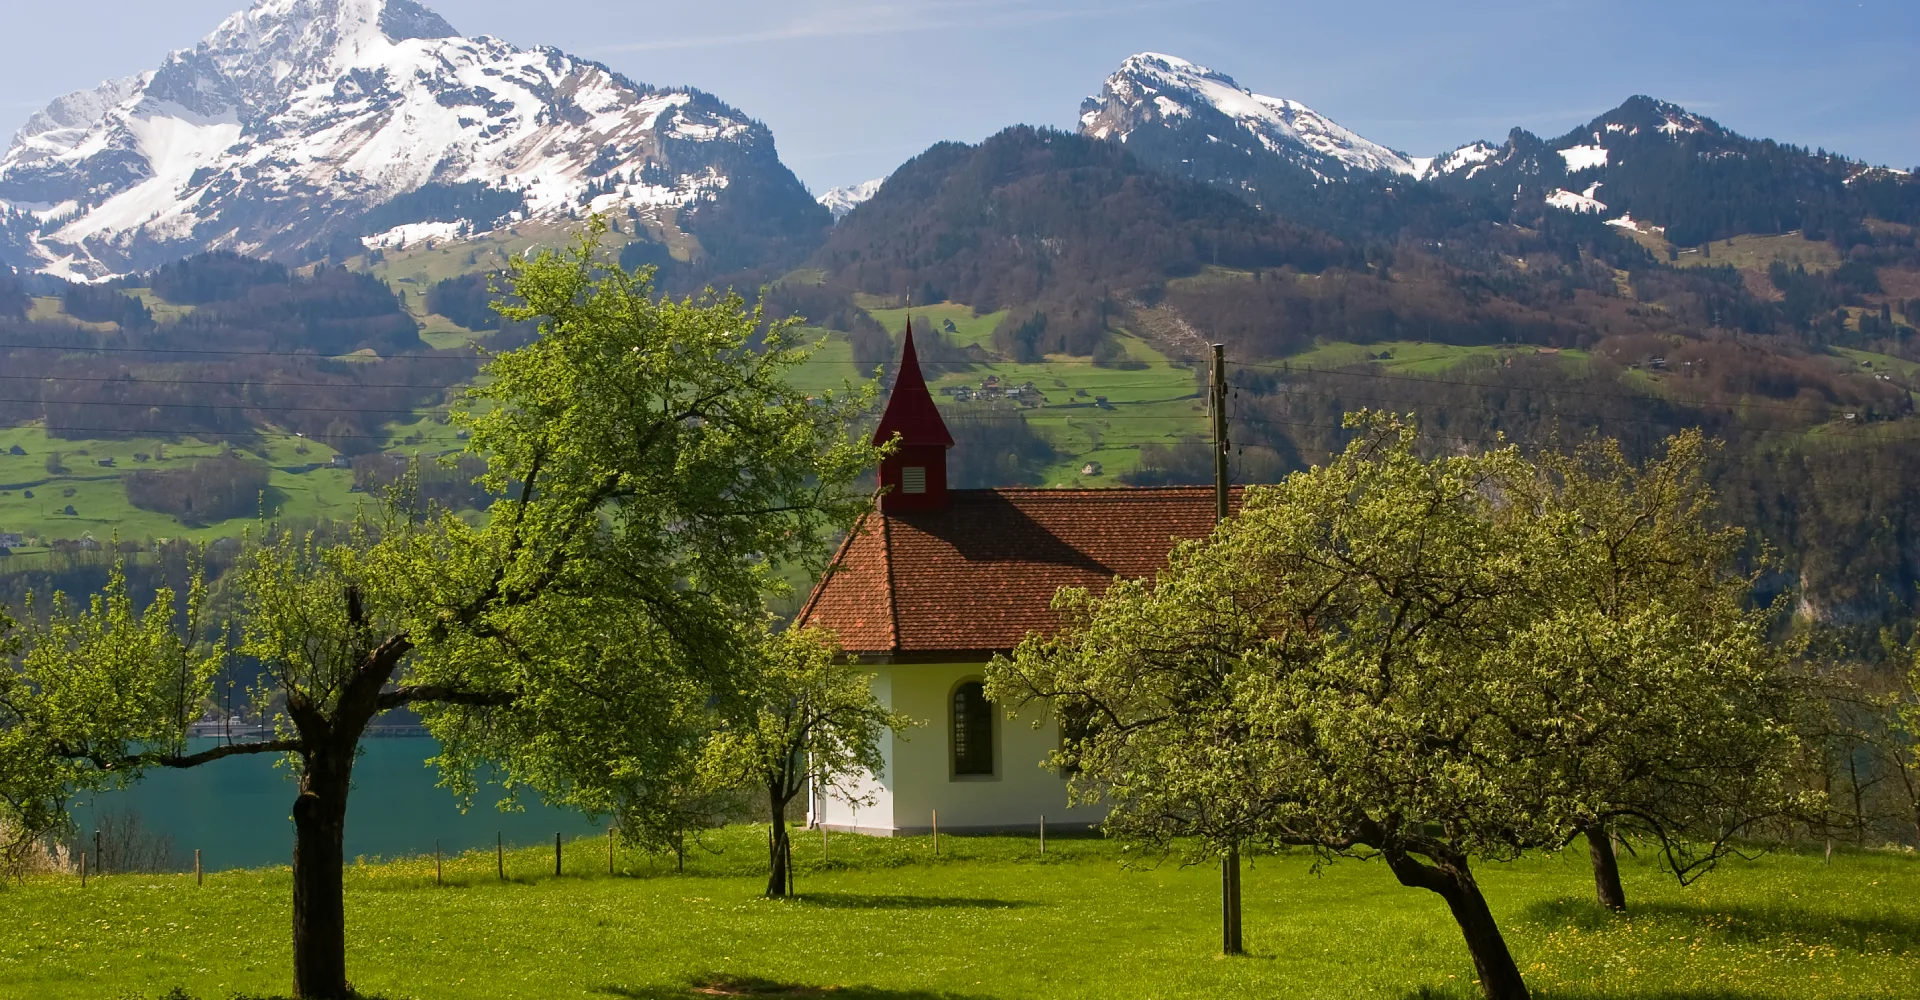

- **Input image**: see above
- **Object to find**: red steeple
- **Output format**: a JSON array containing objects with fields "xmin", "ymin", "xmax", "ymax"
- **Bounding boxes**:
[{"xmin": 873, "ymin": 317, "xmax": 953, "ymax": 512}]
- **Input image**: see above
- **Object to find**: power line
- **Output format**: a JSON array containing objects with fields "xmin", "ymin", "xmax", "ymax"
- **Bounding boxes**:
[
  {"xmin": 1227, "ymin": 360, "xmax": 1884, "ymax": 418},
  {"xmin": 0, "ymin": 342, "xmax": 485, "ymax": 360},
  {"xmin": 0, "ymin": 398, "xmax": 449, "ymax": 415},
  {"xmin": 0, "ymin": 373, "xmax": 479, "ymax": 390},
  {"xmin": 1222, "ymin": 382, "xmax": 1896, "ymax": 439}
]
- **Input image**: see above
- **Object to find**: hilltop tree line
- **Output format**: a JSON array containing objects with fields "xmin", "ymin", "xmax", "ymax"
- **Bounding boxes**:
[{"xmin": 0, "ymin": 252, "xmax": 494, "ymax": 449}]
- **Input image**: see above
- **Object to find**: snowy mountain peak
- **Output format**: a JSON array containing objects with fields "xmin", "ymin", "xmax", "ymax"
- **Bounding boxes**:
[
  {"xmin": 0, "ymin": 0, "xmax": 817, "ymax": 279},
  {"xmin": 818, "ymin": 178, "xmax": 882, "ymax": 222},
  {"xmin": 1080, "ymin": 52, "xmax": 1418, "ymax": 179}
]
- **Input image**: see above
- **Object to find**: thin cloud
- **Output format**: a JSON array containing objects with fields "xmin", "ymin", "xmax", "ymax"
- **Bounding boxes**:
[{"xmin": 592, "ymin": 0, "xmax": 1216, "ymax": 53}]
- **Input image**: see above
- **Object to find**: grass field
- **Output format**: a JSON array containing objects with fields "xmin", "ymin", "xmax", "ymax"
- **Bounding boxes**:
[
  {"xmin": 1614, "ymin": 228, "xmax": 1842, "ymax": 276},
  {"xmin": 2, "ymin": 827, "xmax": 1916, "ymax": 1000}
]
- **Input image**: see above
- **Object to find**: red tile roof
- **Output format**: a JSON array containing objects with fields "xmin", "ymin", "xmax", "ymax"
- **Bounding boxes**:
[{"xmin": 797, "ymin": 486, "xmax": 1236, "ymax": 656}]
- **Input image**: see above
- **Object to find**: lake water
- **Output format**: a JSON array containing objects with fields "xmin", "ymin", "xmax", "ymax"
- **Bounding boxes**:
[{"xmin": 70, "ymin": 737, "xmax": 599, "ymax": 872}]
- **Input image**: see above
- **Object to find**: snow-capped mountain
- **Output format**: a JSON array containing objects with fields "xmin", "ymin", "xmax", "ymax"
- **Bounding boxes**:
[
  {"xmin": 1079, "ymin": 53, "xmax": 1420, "ymax": 182},
  {"xmin": 1418, "ymin": 95, "xmax": 1918, "ymax": 245},
  {"xmin": 818, "ymin": 178, "xmax": 882, "ymax": 222},
  {"xmin": 0, "ymin": 0, "xmax": 825, "ymax": 279}
]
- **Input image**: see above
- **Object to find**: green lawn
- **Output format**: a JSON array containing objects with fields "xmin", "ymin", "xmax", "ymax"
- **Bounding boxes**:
[
  {"xmin": 867, "ymin": 303, "xmax": 1009, "ymax": 351},
  {"xmin": 2, "ymin": 828, "xmax": 1915, "ymax": 1000}
]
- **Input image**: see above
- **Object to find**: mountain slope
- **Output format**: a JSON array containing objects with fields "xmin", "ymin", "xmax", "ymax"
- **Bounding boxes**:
[
  {"xmin": 1427, "ymin": 96, "xmax": 1920, "ymax": 245},
  {"xmin": 0, "ymin": 0, "xmax": 827, "ymax": 279}
]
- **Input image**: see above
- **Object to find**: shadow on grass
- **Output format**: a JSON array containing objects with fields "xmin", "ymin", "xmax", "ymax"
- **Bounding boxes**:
[
  {"xmin": 1405, "ymin": 982, "xmax": 1774, "ymax": 990},
  {"xmin": 596, "ymin": 974, "xmax": 992, "ymax": 999},
  {"xmin": 787, "ymin": 891, "xmax": 1036, "ymax": 911},
  {"xmin": 130, "ymin": 982, "xmax": 393, "ymax": 990},
  {"xmin": 1522, "ymin": 896, "xmax": 1920, "ymax": 954}
]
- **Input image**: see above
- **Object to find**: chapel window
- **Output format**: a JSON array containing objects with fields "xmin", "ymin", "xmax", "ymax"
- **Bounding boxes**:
[{"xmin": 952, "ymin": 681, "xmax": 994, "ymax": 776}]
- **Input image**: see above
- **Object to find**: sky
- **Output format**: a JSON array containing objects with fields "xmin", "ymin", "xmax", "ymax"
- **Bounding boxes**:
[{"xmin": 1, "ymin": 0, "xmax": 1915, "ymax": 194}]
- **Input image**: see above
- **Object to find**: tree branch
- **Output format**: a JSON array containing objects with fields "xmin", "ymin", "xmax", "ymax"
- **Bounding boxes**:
[{"xmin": 376, "ymin": 685, "xmax": 519, "ymax": 710}]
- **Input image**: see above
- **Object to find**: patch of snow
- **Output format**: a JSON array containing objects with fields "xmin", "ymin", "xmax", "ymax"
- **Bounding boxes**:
[
  {"xmin": 1604, "ymin": 213, "xmax": 1643, "ymax": 231},
  {"xmin": 1558, "ymin": 145, "xmax": 1609, "ymax": 172},
  {"xmin": 1545, "ymin": 187, "xmax": 1607, "ymax": 214},
  {"xmin": 1420, "ymin": 141, "xmax": 1500, "ymax": 179},
  {"xmin": 362, "ymin": 219, "xmax": 467, "ymax": 248}
]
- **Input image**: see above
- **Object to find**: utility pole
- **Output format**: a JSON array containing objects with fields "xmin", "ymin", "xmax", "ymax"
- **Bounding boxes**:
[
  {"xmin": 1212, "ymin": 345, "xmax": 1229, "ymax": 522},
  {"xmin": 1209, "ymin": 343, "xmax": 1243, "ymax": 956}
]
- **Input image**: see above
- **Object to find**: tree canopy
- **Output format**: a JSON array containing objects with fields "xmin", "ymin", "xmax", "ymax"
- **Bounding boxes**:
[
  {"xmin": 0, "ymin": 220, "xmax": 883, "ymax": 999},
  {"xmin": 989, "ymin": 415, "xmax": 1802, "ymax": 1000}
]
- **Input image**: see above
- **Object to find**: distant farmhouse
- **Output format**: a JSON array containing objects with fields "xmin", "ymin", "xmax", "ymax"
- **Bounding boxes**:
[{"xmin": 797, "ymin": 324, "xmax": 1229, "ymax": 834}]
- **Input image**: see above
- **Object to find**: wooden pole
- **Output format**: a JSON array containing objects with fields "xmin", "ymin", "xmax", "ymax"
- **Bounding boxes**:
[
  {"xmin": 195, "ymin": 849, "xmax": 202, "ymax": 886},
  {"xmin": 1212, "ymin": 344, "xmax": 1244, "ymax": 957},
  {"xmin": 554, "ymin": 832, "xmax": 562, "ymax": 877},
  {"xmin": 1040, "ymin": 815, "xmax": 1046, "ymax": 855},
  {"xmin": 93, "ymin": 829, "xmax": 102, "ymax": 877},
  {"xmin": 1211, "ymin": 344, "xmax": 1229, "ymax": 523},
  {"xmin": 79, "ymin": 850, "xmax": 86, "ymax": 888},
  {"xmin": 496, "ymin": 832, "xmax": 504, "ymax": 881},
  {"xmin": 932, "ymin": 810, "xmax": 939, "ymax": 856}
]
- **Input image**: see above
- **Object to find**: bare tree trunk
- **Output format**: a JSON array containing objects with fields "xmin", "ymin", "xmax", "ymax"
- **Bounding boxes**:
[
  {"xmin": 766, "ymin": 784, "xmax": 789, "ymax": 898},
  {"xmin": 291, "ymin": 742, "xmax": 354, "ymax": 999},
  {"xmin": 1585, "ymin": 823, "xmax": 1627, "ymax": 912},
  {"xmin": 1384, "ymin": 846, "xmax": 1530, "ymax": 1000}
]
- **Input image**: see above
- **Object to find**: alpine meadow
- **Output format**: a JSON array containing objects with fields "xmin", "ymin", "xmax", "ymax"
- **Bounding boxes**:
[{"xmin": 3, "ymin": 2, "xmax": 1920, "ymax": 1000}]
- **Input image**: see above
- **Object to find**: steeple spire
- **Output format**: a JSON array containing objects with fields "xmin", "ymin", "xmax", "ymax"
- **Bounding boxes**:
[{"xmin": 873, "ymin": 314, "xmax": 953, "ymax": 512}]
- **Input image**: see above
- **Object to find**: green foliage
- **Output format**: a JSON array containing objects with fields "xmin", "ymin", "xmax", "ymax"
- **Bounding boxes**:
[
  {"xmin": 698, "ymin": 625, "xmax": 910, "ymax": 892},
  {"xmin": 701, "ymin": 626, "xmax": 907, "ymax": 809},
  {"xmin": 990, "ymin": 414, "xmax": 1804, "ymax": 999},
  {"xmin": 0, "ymin": 221, "xmax": 885, "ymax": 996},
  {"xmin": 0, "ymin": 561, "xmax": 218, "ymax": 874},
  {"xmin": 1511, "ymin": 432, "xmax": 1807, "ymax": 880},
  {"xmin": 422, "ymin": 219, "xmax": 884, "ymax": 836}
]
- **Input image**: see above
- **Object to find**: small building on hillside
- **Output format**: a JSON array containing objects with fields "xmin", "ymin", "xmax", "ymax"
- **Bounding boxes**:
[{"xmin": 797, "ymin": 324, "xmax": 1228, "ymax": 835}]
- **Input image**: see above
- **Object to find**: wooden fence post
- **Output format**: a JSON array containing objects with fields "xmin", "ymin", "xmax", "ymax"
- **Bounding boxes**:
[
  {"xmin": 79, "ymin": 850, "xmax": 86, "ymax": 888},
  {"xmin": 195, "ymin": 849, "xmax": 202, "ymax": 886},
  {"xmin": 1040, "ymin": 815, "xmax": 1046, "ymax": 855},
  {"xmin": 93, "ymin": 830, "xmax": 102, "ymax": 877},
  {"xmin": 554, "ymin": 832, "xmax": 562, "ymax": 877}
]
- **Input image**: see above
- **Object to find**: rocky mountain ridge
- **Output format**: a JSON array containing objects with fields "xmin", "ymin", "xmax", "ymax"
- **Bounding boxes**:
[{"xmin": 0, "ymin": 0, "xmax": 826, "ymax": 279}]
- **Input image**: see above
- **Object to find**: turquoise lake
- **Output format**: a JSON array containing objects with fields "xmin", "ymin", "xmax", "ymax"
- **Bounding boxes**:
[{"xmin": 70, "ymin": 737, "xmax": 599, "ymax": 872}]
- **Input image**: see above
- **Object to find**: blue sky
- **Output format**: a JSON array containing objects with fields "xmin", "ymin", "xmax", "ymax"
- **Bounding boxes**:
[{"xmin": 3, "ymin": 0, "xmax": 1915, "ymax": 193}]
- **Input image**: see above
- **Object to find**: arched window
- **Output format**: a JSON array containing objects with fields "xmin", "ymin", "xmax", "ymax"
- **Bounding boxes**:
[{"xmin": 951, "ymin": 681, "xmax": 994, "ymax": 777}]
